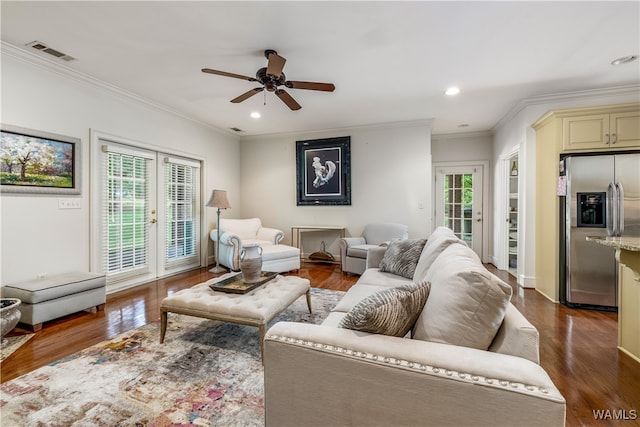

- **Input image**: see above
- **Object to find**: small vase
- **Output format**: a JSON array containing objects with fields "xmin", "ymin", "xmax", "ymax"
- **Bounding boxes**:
[
  {"xmin": 240, "ymin": 244, "xmax": 263, "ymax": 283},
  {"xmin": 1, "ymin": 298, "xmax": 22, "ymax": 339}
]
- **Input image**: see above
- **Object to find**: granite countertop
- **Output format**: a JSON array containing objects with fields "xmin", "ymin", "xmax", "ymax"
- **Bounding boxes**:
[{"xmin": 586, "ymin": 236, "xmax": 640, "ymax": 251}]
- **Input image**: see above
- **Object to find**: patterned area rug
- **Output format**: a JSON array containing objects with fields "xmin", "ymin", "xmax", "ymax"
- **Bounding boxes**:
[
  {"xmin": 1, "ymin": 334, "xmax": 35, "ymax": 363},
  {"xmin": 0, "ymin": 287, "xmax": 344, "ymax": 426}
]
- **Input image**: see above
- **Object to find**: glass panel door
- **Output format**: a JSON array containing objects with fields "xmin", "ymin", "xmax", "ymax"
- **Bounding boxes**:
[
  {"xmin": 160, "ymin": 156, "xmax": 201, "ymax": 274},
  {"xmin": 435, "ymin": 166, "xmax": 483, "ymax": 257},
  {"xmin": 93, "ymin": 137, "xmax": 202, "ymax": 291},
  {"xmin": 100, "ymin": 143, "xmax": 157, "ymax": 288},
  {"xmin": 444, "ymin": 172, "xmax": 474, "ymax": 246}
]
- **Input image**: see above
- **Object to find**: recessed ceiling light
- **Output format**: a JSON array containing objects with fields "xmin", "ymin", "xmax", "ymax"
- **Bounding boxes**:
[
  {"xmin": 250, "ymin": 112, "xmax": 261, "ymax": 119},
  {"xmin": 445, "ymin": 87, "xmax": 460, "ymax": 96},
  {"xmin": 611, "ymin": 55, "xmax": 638, "ymax": 65}
]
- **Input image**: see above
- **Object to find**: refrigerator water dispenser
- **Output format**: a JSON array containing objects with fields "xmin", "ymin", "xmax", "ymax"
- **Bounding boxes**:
[{"xmin": 577, "ymin": 192, "xmax": 606, "ymax": 228}]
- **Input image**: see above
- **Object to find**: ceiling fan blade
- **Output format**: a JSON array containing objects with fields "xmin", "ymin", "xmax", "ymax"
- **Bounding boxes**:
[
  {"xmin": 202, "ymin": 68, "xmax": 258, "ymax": 82},
  {"xmin": 285, "ymin": 81, "xmax": 335, "ymax": 92},
  {"xmin": 266, "ymin": 53, "xmax": 286, "ymax": 78},
  {"xmin": 275, "ymin": 89, "xmax": 301, "ymax": 111},
  {"xmin": 230, "ymin": 87, "xmax": 264, "ymax": 103}
]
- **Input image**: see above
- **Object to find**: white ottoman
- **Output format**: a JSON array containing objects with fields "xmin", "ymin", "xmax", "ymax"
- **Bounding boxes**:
[
  {"xmin": 1, "ymin": 272, "xmax": 106, "ymax": 331},
  {"xmin": 261, "ymin": 244, "xmax": 300, "ymax": 273},
  {"xmin": 160, "ymin": 274, "xmax": 311, "ymax": 360}
]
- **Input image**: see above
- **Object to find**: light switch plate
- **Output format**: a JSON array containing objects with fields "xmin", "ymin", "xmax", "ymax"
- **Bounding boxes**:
[{"xmin": 58, "ymin": 198, "xmax": 81, "ymax": 209}]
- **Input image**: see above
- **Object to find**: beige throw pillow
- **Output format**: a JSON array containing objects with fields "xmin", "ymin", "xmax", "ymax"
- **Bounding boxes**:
[
  {"xmin": 413, "ymin": 244, "xmax": 512, "ymax": 350},
  {"xmin": 412, "ymin": 227, "xmax": 463, "ymax": 282},
  {"xmin": 339, "ymin": 281, "xmax": 431, "ymax": 337}
]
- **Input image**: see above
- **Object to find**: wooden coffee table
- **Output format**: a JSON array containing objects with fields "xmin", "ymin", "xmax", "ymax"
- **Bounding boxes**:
[{"xmin": 159, "ymin": 273, "xmax": 311, "ymax": 360}]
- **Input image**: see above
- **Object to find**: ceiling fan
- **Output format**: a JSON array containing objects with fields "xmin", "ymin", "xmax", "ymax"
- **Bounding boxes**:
[{"xmin": 202, "ymin": 49, "xmax": 335, "ymax": 111}]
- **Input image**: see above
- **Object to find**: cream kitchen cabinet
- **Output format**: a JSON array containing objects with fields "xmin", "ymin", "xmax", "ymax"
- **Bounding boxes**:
[
  {"xmin": 532, "ymin": 103, "xmax": 639, "ymax": 303},
  {"xmin": 563, "ymin": 108, "xmax": 640, "ymax": 151}
]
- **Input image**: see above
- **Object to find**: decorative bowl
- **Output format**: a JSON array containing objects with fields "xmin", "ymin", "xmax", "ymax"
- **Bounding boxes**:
[{"xmin": 1, "ymin": 298, "xmax": 22, "ymax": 339}]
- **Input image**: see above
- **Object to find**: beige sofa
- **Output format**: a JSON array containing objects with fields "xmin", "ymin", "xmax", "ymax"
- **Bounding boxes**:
[{"xmin": 264, "ymin": 227, "xmax": 566, "ymax": 427}]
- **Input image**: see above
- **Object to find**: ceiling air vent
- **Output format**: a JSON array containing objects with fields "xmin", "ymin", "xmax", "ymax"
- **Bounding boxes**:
[
  {"xmin": 230, "ymin": 127, "xmax": 243, "ymax": 133},
  {"xmin": 26, "ymin": 41, "xmax": 75, "ymax": 62}
]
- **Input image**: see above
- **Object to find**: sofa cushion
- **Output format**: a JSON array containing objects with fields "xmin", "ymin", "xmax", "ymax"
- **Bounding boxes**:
[
  {"xmin": 357, "ymin": 268, "xmax": 414, "ymax": 289},
  {"xmin": 339, "ymin": 282, "xmax": 431, "ymax": 337},
  {"xmin": 413, "ymin": 243, "xmax": 512, "ymax": 350},
  {"xmin": 379, "ymin": 238, "xmax": 427, "ymax": 279},
  {"xmin": 321, "ymin": 311, "xmax": 347, "ymax": 328},
  {"xmin": 412, "ymin": 226, "xmax": 462, "ymax": 282},
  {"xmin": 333, "ymin": 284, "xmax": 392, "ymax": 313}
]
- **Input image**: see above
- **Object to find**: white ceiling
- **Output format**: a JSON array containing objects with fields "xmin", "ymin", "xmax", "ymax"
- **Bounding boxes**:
[{"xmin": 2, "ymin": 1, "xmax": 639, "ymax": 136}]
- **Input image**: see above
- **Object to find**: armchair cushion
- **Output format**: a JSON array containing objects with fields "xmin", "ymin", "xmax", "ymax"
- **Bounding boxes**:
[
  {"xmin": 379, "ymin": 238, "xmax": 427, "ymax": 279},
  {"xmin": 219, "ymin": 218, "xmax": 262, "ymax": 240},
  {"xmin": 339, "ymin": 281, "xmax": 431, "ymax": 337},
  {"xmin": 346, "ymin": 244, "xmax": 379, "ymax": 259},
  {"xmin": 362, "ymin": 223, "xmax": 409, "ymax": 245}
]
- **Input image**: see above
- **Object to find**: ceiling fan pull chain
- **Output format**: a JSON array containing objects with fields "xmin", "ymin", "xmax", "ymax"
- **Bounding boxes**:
[{"xmin": 264, "ymin": 89, "xmax": 267, "ymax": 106}]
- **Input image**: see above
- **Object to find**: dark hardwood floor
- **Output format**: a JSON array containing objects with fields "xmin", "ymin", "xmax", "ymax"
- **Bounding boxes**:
[{"xmin": 2, "ymin": 263, "xmax": 639, "ymax": 426}]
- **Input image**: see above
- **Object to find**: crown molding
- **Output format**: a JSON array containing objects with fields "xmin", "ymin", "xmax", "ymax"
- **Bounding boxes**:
[
  {"xmin": 493, "ymin": 84, "xmax": 640, "ymax": 133},
  {"xmin": 239, "ymin": 118, "xmax": 435, "ymax": 142},
  {"xmin": 1, "ymin": 41, "xmax": 237, "ymax": 138},
  {"xmin": 431, "ymin": 130, "xmax": 493, "ymax": 142}
]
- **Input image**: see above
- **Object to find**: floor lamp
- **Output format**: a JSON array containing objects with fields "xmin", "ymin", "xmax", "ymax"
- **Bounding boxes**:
[{"xmin": 207, "ymin": 189, "xmax": 231, "ymax": 273}]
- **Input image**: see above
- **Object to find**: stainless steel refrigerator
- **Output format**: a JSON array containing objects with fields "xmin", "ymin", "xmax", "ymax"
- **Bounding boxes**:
[{"xmin": 564, "ymin": 152, "xmax": 640, "ymax": 309}]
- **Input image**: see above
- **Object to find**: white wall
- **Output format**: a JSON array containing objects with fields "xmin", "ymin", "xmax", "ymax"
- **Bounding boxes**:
[
  {"xmin": 239, "ymin": 121, "xmax": 433, "ymax": 257},
  {"xmin": 431, "ymin": 132, "xmax": 493, "ymax": 163},
  {"xmin": 493, "ymin": 86, "xmax": 640, "ymax": 288},
  {"xmin": 0, "ymin": 48, "xmax": 241, "ymax": 285}
]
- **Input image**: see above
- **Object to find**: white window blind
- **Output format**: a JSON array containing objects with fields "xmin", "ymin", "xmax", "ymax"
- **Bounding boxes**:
[
  {"xmin": 103, "ymin": 149, "xmax": 150, "ymax": 283},
  {"xmin": 164, "ymin": 157, "xmax": 200, "ymax": 269}
]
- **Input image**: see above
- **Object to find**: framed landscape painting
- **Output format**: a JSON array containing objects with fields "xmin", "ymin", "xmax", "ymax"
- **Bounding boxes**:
[
  {"xmin": 0, "ymin": 124, "xmax": 81, "ymax": 194},
  {"xmin": 296, "ymin": 136, "xmax": 351, "ymax": 206}
]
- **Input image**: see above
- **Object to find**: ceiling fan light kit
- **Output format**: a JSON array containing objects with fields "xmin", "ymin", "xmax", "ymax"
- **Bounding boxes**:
[{"xmin": 202, "ymin": 49, "xmax": 335, "ymax": 111}]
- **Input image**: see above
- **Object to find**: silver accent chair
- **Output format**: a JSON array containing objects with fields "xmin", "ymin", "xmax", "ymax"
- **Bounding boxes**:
[{"xmin": 338, "ymin": 223, "xmax": 409, "ymax": 275}]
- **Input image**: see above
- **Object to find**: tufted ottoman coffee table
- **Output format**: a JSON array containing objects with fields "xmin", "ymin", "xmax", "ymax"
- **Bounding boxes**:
[{"xmin": 160, "ymin": 274, "xmax": 311, "ymax": 360}]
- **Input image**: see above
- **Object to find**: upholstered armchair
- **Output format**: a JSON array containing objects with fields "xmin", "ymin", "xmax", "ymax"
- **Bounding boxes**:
[
  {"xmin": 210, "ymin": 218, "xmax": 284, "ymax": 271},
  {"xmin": 339, "ymin": 223, "xmax": 409, "ymax": 275}
]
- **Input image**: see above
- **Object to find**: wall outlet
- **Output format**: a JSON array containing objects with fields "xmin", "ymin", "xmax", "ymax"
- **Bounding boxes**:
[{"xmin": 58, "ymin": 198, "xmax": 81, "ymax": 209}]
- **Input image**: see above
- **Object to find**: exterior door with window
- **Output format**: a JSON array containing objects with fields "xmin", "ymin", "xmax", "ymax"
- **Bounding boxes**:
[
  {"xmin": 157, "ymin": 156, "xmax": 201, "ymax": 277},
  {"xmin": 92, "ymin": 136, "xmax": 201, "ymax": 292},
  {"xmin": 434, "ymin": 166, "xmax": 483, "ymax": 257}
]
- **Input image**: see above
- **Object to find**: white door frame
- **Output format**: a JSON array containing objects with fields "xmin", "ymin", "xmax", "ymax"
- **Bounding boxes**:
[
  {"xmin": 497, "ymin": 145, "xmax": 526, "ymax": 286},
  {"xmin": 90, "ymin": 130, "xmax": 208, "ymax": 293},
  {"xmin": 497, "ymin": 147, "xmax": 519, "ymax": 270},
  {"xmin": 433, "ymin": 161, "xmax": 490, "ymax": 263}
]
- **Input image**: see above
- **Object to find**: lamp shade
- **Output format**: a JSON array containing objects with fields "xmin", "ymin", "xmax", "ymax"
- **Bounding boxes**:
[{"xmin": 206, "ymin": 190, "xmax": 231, "ymax": 209}]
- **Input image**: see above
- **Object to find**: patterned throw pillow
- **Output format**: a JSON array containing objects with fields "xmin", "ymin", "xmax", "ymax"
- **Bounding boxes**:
[
  {"xmin": 339, "ymin": 282, "xmax": 431, "ymax": 337},
  {"xmin": 379, "ymin": 239, "xmax": 427, "ymax": 279}
]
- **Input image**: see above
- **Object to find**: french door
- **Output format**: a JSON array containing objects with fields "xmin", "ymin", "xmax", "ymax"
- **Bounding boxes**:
[
  {"xmin": 92, "ymin": 135, "xmax": 202, "ymax": 292},
  {"xmin": 434, "ymin": 165, "xmax": 484, "ymax": 258}
]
